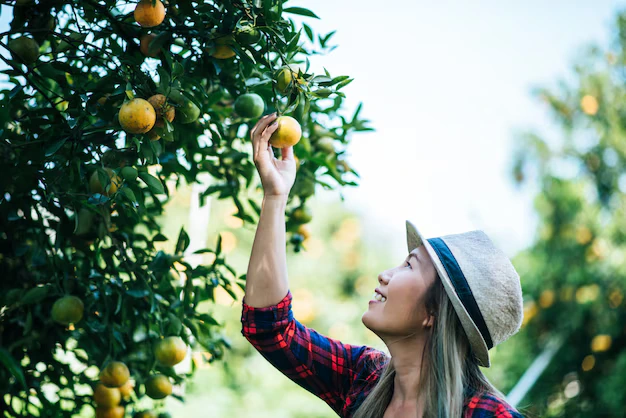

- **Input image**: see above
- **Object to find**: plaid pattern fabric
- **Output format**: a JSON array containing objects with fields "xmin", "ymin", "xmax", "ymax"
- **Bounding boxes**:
[{"xmin": 241, "ymin": 290, "xmax": 524, "ymax": 418}]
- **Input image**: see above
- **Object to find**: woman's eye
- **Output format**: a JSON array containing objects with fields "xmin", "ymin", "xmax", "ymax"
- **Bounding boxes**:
[{"xmin": 405, "ymin": 261, "xmax": 411, "ymax": 269}]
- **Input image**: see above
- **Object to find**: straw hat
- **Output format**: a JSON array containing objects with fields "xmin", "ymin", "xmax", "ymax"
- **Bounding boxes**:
[{"xmin": 406, "ymin": 220, "xmax": 524, "ymax": 368}]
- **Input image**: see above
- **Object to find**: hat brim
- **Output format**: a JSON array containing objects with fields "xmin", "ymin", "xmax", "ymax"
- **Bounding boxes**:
[{"xmin": 405, "ymin": 220, "xmax": 491, "ymax": 368}]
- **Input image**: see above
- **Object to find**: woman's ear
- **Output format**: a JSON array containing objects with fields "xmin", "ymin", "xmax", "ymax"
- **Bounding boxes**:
[{"xmin": 423, "ymin": 313, "xmax": 435, "ymax": 329}]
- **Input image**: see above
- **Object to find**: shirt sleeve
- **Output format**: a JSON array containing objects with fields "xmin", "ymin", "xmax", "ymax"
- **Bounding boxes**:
[{"xmin": 240, "ymin": 289, "xmax": 376, "ymax": 416}]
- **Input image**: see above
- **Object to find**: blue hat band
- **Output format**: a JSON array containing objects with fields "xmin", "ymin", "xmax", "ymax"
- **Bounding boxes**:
[{"xmin": 428, "ymin": 237, "xmax": 494, "ymax": 350}]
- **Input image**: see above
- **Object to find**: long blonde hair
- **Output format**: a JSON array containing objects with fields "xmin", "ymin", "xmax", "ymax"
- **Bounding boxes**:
[{"xmin": 353, "ymin": 275, "xmax": 506, "ymax": 418}]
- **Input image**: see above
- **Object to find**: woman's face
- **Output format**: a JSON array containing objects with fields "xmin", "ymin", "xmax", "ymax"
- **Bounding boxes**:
[{"xmin": 362, "ymin": 244, "xmax": 438, "ymax": 338}]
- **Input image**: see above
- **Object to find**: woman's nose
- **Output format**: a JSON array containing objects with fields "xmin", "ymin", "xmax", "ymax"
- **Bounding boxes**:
[{"xmin": 378, "ymin": 272, "xmax": 389, "ymax": 285}]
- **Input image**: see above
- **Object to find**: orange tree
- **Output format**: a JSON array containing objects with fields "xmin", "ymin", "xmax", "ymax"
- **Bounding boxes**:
[
  {"xmin": 0, "ymin": 0, "xmax": 372, "ymax": 416},
  {"xmin": 509, "ymin": 9, "xmax": 626, "ymax": 416}
]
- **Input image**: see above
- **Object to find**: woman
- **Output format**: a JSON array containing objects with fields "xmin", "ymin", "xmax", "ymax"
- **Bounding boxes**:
[{"xmin": 241, "ymin": 113, "xmax": 526, "ymax": 418}]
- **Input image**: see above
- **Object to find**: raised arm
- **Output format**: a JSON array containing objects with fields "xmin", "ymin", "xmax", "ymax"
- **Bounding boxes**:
[{"xmin": 244, "ymin": 112, "xmax": 296, "ymax": 308}]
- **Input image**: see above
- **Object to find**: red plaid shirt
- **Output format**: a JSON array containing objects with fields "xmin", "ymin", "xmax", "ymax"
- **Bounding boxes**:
[{"xmin": 241, "ymin": 290, "xmax": 524, "ymax": 417}]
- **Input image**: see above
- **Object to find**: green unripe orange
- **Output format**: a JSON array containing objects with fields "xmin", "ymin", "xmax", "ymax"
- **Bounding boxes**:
[
  {"xmin": 234, "ymin": 93, "xmax": 265, "ymax": 119},
  {"xmin": 51, "ymin": 295, "xmax": 84, "ymax": 325},
  {"xmin": 145, "ymin": 375, "xmax": 172, "ymax": 399},
  {"xmin": 154, "ymin": 336, "xmax": 187, "ymax": 367}
]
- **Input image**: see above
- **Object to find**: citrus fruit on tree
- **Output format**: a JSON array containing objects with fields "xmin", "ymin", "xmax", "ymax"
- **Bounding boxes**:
[
  {"xmin": 118, "ymin": 380, "xmax": 134, "ymax": 398},
  {"xmin": 234, "ymin": 93, "xmax": 264, "ymax": 119},
  {"xmin": 93, "ymin": 383, "xmax": 121, "ymax": 407},
  {"xmin": 297, "ymin": 224, "xmax": 311, "ymax": 241},
  {"xmin": 89, "ymin": 168, "xmax": 122, "ymax": 196},
  {"xmin": 145, "ymin": 374, "xmax": 172, "ymax": 399},
  {"xmin": 276, "ymin": 67, "xmax": 292, "ymax": 92},
  {"xmin": 74, "ymin": 207, "xmax": 95, "ymax": 236},
  {"xmin": 134, "ymin": 0, "xmax": 165, "ymax": 28},
  {"xmin": 121, "ymin": 166, "xmax": 138, "ymax": 181},
  {"xmin": 316, "ymin": 136, "xmax": 335, "ymax": 154},
  {"xmin": 100, "ymin": 361, "xmax": 130, "ymax": 388},
  {"xmin": 292, "ymin": 206, "xmax": 313, "ymax": 224},
  {"xmin": 140, "ymin": 34, "xmax": 159, "ymax": 57},
  {"xmin": 95, "ymin": 406, "xmax": 125, "ymax": 418},
  {"xmin": 235, "ymin": 25, "xmax": 261, "ymax": 45},
  {"xmin": 154, "ymin": 336, "xmax": 187, "ymax": 366},
  {"xmin": 269, "ymin": 116, "xmax": 302, "ymax": 148},
  {"xmin": 51, "ymin": 295, "xmax": 84, "ymax": 325},
  {"xmin": 9, "ymin": 36, "xmax": 39, "ymax": 65},
  {"xmin": 119, "ymin": 98, "xmax": 157, "ymax": 134},
  {"xmin": 211, "ymin": 45, "xmax": 236, "ymax": 59},
  {"xmin": 169, "ymin": 90, "xmax": 200, "ymax": 124},
  {"xmin": 148, "ymin": 94, "xmax": 175, "ymax": 123}
]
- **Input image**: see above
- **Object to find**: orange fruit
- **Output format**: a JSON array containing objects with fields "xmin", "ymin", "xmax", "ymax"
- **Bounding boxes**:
[
  {"xmin": 89, "ymin": 168, "xmax": 122, "ymax": 196},
  {"xmin": 99, "ymin": 361, "xmax": 130, "ymax": 388},
  {"xmin": 93, "ymin": 383, "xmax": 121, "ymax": 407},
  {"xmin": 119, "ymin": 98, "xmax": 156, "ymax": 134},
  {"xmin": 9, "ymin": 36, "xmax": 39, "ymax": 65},
  {"xmin": 276, "ymin": 67, "xmax": 292, "ymax": 92},
  {"xmin": 292, "ymin": 206, "xmax": 312, "ymax": 224},
  {"xmin": 211, "ymin": 45, "xmax": 235, "ymax": 59},
  {"xmin": 140, "ymin": 34, "xmax": 159, "ymax": 57},
  {"xmin": 95, "ymin": 406, "xmax": 125, "ymax": 418},
  {"xmin": 51, "ymin": 295, "xmax": 84, "ymax": 325},
  {"xmin": 145, "ymin": 374, "xmax": 172, "ymax": 399},
  {"xmin": 297, "ymin": 224, "xmax": 311, "ymax": 241},
  {"xmin": 269, "ymin": 116, "xmax": 302, "ymax": 148},
  {"xmin": 154, "ymin": 336, "xmax": 187, "ymax": 367},
  {"xmin": 134, "ymin": 0, "xmax": 165, "ymax": 27},
  {"xmin": 118, "ymin": 380, "xmax": 134, "ymax": 398},
  {"xmin": 147, "ymin": 94, "xmax": 175, "ymax": 122}
]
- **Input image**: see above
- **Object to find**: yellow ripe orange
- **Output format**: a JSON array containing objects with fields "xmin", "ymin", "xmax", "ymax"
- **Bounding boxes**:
[
  {"xmin": 134, "ymin": 0, "xmax": 165, "ymax": 28},
  {"xmin": 269, "ymin": 116, "xmax": 302, "ymax": 148},
  {"xmin": 297, "ymin": 224, "xmax": 311, "ymax": 241},
  {"xmin": 145, "ymin": 374, "xmax": 172, "ymax": 399},
  {"xmin": 211, "ymin": 45, "xmax": 235, "ymax": 59},
  {"xmin": 154, "ymin": 336, "xmax": 187, "ymax": 367},
  {"xmin": 147, "ymin": 94, "xmax": 175, "ymax": 122},
  {"xmin": 119, "ymin": 98, "xmax": 156, "ymax": 134},
  {"xmin": 93, "ymin": 383, "xmax": 121, "ymax": 407},
  {"xmin": 95, "ymin": 406, "xmax": 125, "ymax": 418},
  {"xmin": 99, "ymin": 361, "xmax": 130, "ymax": 388},
  {"xmin": 51, "ymin": 295, "xmax": 84, "ymax": 325},
  {"xmin": 118, "ymin": 380, "xmax": 134, "ymax": 398},
  {"xmin": 140, "ymin": 34, "xmax": 159, "ymax": 57},
  {"xmin": 89, "ymin": 168, "xmax": 122, "ymax": 197}
]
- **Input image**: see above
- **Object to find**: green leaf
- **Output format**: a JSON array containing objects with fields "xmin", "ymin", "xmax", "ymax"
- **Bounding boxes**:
[
  {"xmin": 196, "ymin": 313, "xmax": 220, "ymax": 326},
  {"xmin": 175, "ymin": 226, "xmax": 190, "ymax": 254},
  {"xmin": 44, "ymin": 137, "xmax": 68, "ymax": 157},
  {"xmin": 20, "ymin": 285, "xmax": 50, "ymax": 305},
  {"xmin": 0, "ymin": 348, "xmax": 27, "ymax": 390},
  {"xmin": 283, "ymin": 7, "xmax": 320, "ymax": 19},
  {"xmin": 138, "ymin": 172, "xmax": 165, "ymax": 194}
]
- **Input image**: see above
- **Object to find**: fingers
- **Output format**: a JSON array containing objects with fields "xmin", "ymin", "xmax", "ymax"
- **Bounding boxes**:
[
  {"xmin": 250, "ymin": 112, "xmax": 277, "ymax": 141},
  {"xmin": 281, "ymin": 146, "xmax": 294, "ymax": 161}
]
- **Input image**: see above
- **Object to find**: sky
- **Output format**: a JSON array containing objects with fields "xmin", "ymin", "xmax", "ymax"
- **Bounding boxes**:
[
  {"xmin": 295, "ymin": 0, "xmax": 624, "ymax": 257},
  {"xmin": 1, "ymin": 1, "xmax": 624, "ymax": 257}
]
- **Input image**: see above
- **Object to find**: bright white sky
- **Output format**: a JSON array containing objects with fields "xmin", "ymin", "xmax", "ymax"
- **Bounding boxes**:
[
  {"xmin": 1, "ymin": 1, "xmax": 622, "ymax": 256},
  {"xmin": 294, "ymin": 0, "xmax": 624, "ymax": 256}
]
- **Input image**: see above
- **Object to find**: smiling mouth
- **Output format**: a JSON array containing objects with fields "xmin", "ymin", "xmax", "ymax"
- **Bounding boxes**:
[{"xmin": 370, "ymin": 293, "xmax": 387, "ymax": 303}]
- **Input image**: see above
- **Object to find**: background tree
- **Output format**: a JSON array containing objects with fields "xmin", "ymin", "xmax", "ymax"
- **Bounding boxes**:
[
  {"xmin": 507, "ymin": 8, "xmax": 626, "ymax": 416},
  {"xmin": 0, "ymin": 0, "xmax": 371, "ymax": 416}
]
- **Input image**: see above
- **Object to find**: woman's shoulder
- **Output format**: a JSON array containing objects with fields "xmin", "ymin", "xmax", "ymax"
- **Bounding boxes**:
[{"xmin": 464, "ymin": 390, "xmax": 524, "ymax": 417}]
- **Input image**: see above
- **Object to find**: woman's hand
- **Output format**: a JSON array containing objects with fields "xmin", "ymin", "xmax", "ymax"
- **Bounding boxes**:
[{"xmin": 250, "ymin": 113, "xmax": 297, "ymax": 198}]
